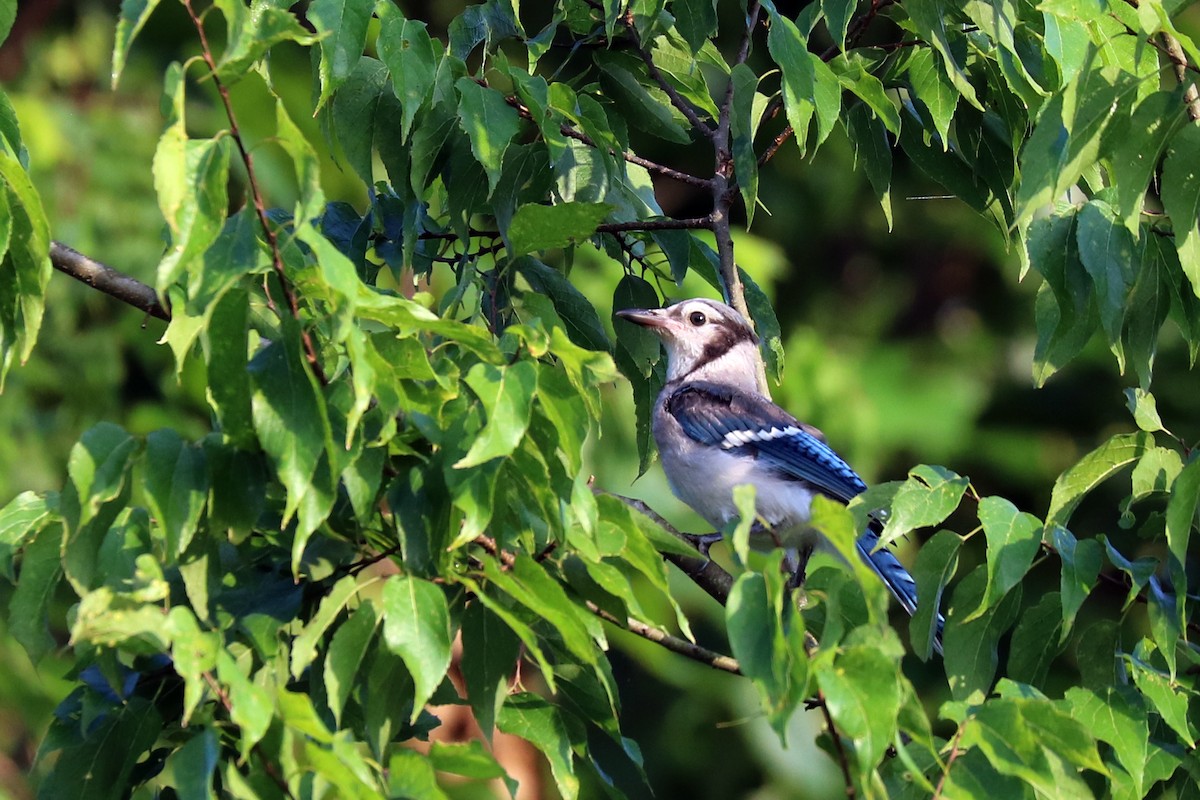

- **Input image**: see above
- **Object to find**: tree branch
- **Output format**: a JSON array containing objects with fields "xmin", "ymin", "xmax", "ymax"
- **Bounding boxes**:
[
  {"xmin": 1160, "ymin": 31, "xmax": 1200, "ymax": 122},
  {"xmin": 605, "ymin": 493, "xmax": 734, "ymax": 605},
  {"xmin": 711, "ymin": 2, "xmax": 767, "ymax": 392},
  {"xmin": 49, "ymin": 241, "xmax": 170, "ymax": 321},
  {"xmin": 181, "ymin": 0, "xmax": 327, "ymax": 384}
]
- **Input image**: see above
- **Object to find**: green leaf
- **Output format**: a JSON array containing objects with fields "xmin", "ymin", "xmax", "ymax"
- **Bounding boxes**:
[
  {"xmin": 481, "ymin": 554, "xmax": 599, "ymax": 664},
  {"xmin": 822, "ymin": 0, "xmax": 855, "ymax": 48},
  {"xmin": 507, "ymin": 202, "xmax": 612, "ymax": 256},
  {"xmin": 428, "ymin": 740, "xmax": 510, "ymax": 784},
  {"xmin": 1162, "ymin": 122, "xmax": 1200, "ymax": 296},
  {"xmin": 10, "ymin": 522, "xmax": 63, "ymax": 663},
  {"xmin": 730, "ymin": 63, "xmax": 761, "ymax": 227},
  {"xmin": 0, "ymin": 148, "xmax": 52, "ymax": 385},
  {"xmin": 497, "ymin": 693, "xmax": 579, "ymax": 800},
  {"xmin": 879, "ymin": 465, "xmax": 970, "ymax": 547},
  {"xmin": 1050, "ymin": 526, "xmax": 1101, "ymax": 639},
  {"xmin": 377, "ymin": 7, "xmax": 438, "ymax": 142},
  {"xmin": 167, "ymin": 606, "xmax": 220, "ymax": 724},
  {"xmin": 1075, "ymin": 200, "xmax": 1134, "ymax": 367},
  {"xmin": 597, "ymin": 57, "xmax": 693, "ymax": 145},
  {"xmin": 112, "ymin": 0, "xmax": 163, "ymax": 87},
  {"xmin": 454, "ymin": 77, "xmax": 522, "ymax": 193},
  {"xmin": 65, "ymin": 422, "xmax": 138, "ymax": 531},
  {"xmin": 1065, "ymin": 686, "xmax": 1158, "ymax": 797},
  {"xmin": 165, "ymin": 726, "xmax": 219, "ymax": 800},
  {"xmin": 447, "ymin": 0, "xmax": 522, "ymax": 60},
  {"xmin": 766, "ymin": 9, "xmax": 840, "ymax": 156},
  {"xmin": 1164, "ymin": 457, "xmax": 1200, "ymax": 632},
  {"xmin": 829, "ymin": 55, "xmax": 901, "ymax": 135},
  {"xmin": 152, "ymin": 64, "xmax": 232, "ymax": 292},
  {"xmin": 1006, "ymin": 592, "xmax": 1063, "ymax": 688},
  {"xmin": 460, "ymin": 600, "xmax": 521, "ymax": 739},
  {"xmin": 1026, "ymin": 211, "xmax": 1096, "ymax": 384},
  {"xmin": 1046, "ymin": 432, "xmax": 1152, "ymax": 527},
  {"xmin": 387, "ymin": 749, "xmax": 450, "ymax": 800},
  {"xmin": 292, "ymin": 574, "xmax": 360, "ymax": 679},
  {"xmin": 213, "ymin": 0, "xmax": 318, "ymax": 83},
  {"xmin": 309, "ymin": 0, "xmax": 374, "ymax": 109},
  {"xmin": 454, "ymin": 360, "xmax": 538, "ymax": 468},
  {"xmin": 382, "ymin": 575, "xmax": 453, "ymax": 723},
  {"xmin": 673, "ymin": 0, "xmax": 717, "ymax": 52},
  {"xmin": 1129, "ymin": 644, "xmax": 1195, "ymax": 746},
  {"xmin": 327, "ymin": 56, "xmax": 397, "ymax": 188},
  {"xmin": 1107, "ymin": 91, "xmax": 1187, "ymax": 237},
  {"xmin": 911, "ymin": 529, "xmax": 960, "ymax": 659},
  {"xmin": 969, "ymin": 496, "xmax": 1041, "ymax": 619},
  {"xmin": 845, "ymin": 102, "xmax": 894, "ymax": 230},
  {"xmin": 904, "ymin": 0, "xmax": 982, "ymax": 110},
  {"xmin": 0, "ymin": 490, "xmax": 53, "ymax": 582},
  {"xmin": 943, "ymin": 565, "xmax": 1022, "ymax": 701},
  {"xmin": 1122, "ymin": 245, "xmax": 1170, "ymax": 388},
  {"xmin": 215, "ymin": 649, "xmax": 273, "ymax": 757},
  {"xmin": 37, "ymin": 697, "xmax": 163, "ymax": 800},
  {"xmin": 248, "ymin": 332, "xmax": 334, "ymax": 542},
  {"xmin": 905, "ymin": 47, "xmax": 959, "ymax": 147},
  {"xmin": 1015, "ymin": 67, "xmax": 1135, "ymax": 225},
  {"xmin": 143, "ymin": 429, "xmax": 207, "ymax": 559},
  {"xmin": 275, "ymin": 100, "xmax": 326, "ymax": 226},
  {"xmin": 961, "ymin": 693, "xmax": 1102, "ymax": 798},
  {"xmin": 1124, "ymin": 388, "xmax": 1164, "ymax": 432},
  {"xmin": 727, "ymin": 572, "xmax": 774, "ymax": 689},
  {"xmin": 202, "ymin": 288, "xmax": 254, "ymax": 446},
  {"xmin": 817, "ymin": 643, "xmax": 903, "ymax": 780},
  {"xmin": 324, "ymin": 599, "xmax": 380, "ymax": 725},
  {"xmin": 516, "ymin": 258, "xmax": 610, "ymax": 352}
]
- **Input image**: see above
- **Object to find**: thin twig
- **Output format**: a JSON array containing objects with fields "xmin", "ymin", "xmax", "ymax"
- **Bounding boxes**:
[
  {"xmin": 49, "ymin": 241, "xmax": 170, "ymax": 321},
  {"xmin": 563, "ymin": 120, "xmax": 713, "ymax": 185},
  {"xmin": 475, "ymin": 533, "xmax": 741, "ymax": 673},
  {"xmin": 503, "ymin": 94, "xmax": 712, "ymax": 188},
  {"xmin": 1160, "ymin": 31, "xmax": 1200, "ymax": 121},
  {"xmin": 622, "ymin": 10, "xmax": 716, "ymax": 140},
  {"xmin": 181, "ymin": 0, "xmax": 327, "ymax": 385},
  {"xmin": 932, "ymin": 724, "xmax": 965, "ymax": 799},
  {"xmin": 588, "ymin": 602, "xmax": 742, "ymax": 674},
  {"xmin": 814, "ymin": 687, "xmax": 857, "ymax": 798}
]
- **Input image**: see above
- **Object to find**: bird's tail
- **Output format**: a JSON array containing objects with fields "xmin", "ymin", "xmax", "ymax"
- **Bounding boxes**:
[{"xmin": 855, "ymin": 525, "xmax": 945, "ymax": 656}]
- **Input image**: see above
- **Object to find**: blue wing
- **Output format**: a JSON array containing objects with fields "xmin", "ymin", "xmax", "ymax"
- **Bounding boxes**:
[{"xmin": 664, "ymin": 382, "xmax": 867, "ymax": 502}]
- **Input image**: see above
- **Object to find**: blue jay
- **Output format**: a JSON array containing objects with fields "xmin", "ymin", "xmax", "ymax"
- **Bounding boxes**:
[{"xmin": 616, "ymin": 297, "xmax": 944, "ymax": 654}]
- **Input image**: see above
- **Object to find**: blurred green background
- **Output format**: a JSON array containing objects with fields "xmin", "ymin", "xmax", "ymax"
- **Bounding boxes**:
[{"xmin": 1, "ymin": 1, "xmax": 1190, "ymax": 798}]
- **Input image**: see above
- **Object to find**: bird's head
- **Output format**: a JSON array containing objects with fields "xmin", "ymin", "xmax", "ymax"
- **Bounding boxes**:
[{"xmin": 615, "ymin": 298, "xmax": 762, "ymax": 388}]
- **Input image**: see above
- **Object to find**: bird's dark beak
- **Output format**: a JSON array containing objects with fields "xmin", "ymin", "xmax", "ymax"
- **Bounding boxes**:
[{"xmin": 614, "ymin": 307, "xmax": 668, "ymax": 330}]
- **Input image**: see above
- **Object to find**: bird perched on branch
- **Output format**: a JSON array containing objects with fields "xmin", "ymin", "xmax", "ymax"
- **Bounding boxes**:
[{"xmin": 616, "ymin": 297, "xmax": 944, "ymax": 655}]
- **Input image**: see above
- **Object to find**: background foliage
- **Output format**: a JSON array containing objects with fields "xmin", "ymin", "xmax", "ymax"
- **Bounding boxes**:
[{"xmin": 1, "ymin": 0, "xmax": 1200, "ymax": 797}]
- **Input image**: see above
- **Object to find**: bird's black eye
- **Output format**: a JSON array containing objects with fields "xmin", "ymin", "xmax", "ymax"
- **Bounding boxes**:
[{"xmin": 689, "ymin": 311, "xmax": 707, "ymax": 326}]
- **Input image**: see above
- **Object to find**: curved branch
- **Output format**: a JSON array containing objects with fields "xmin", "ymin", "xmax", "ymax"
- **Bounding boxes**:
[
  {"xmin": 607, "ymin": 493, "xmax": 734, "ymax": 605},
  {"xmin": 50, "ymin": 241, "xmax": 170, "ymax": 321}
]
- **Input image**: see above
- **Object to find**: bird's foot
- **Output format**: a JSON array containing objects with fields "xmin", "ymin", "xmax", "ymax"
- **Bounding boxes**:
[{"xmin": 682, "ymin": 532, "xmax": 724, "ymax": 560}]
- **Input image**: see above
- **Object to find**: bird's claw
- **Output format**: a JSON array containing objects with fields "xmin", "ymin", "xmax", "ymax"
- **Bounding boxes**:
[{"xmin": 682, "ymin": 532, "xmax": 724, "ymax": 560}]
